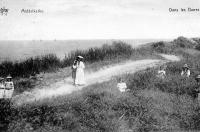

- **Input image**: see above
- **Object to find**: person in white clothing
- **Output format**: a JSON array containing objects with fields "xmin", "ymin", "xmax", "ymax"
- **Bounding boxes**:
[
  {"xmin": 0, "ymin": 77, "xmax": 5, "ymax": 99},
  {"xmin": 75, "ymin": 56, "xmax": 86, "ymax": 86},
  {"xmin": 157, "ymin": 66, "xmax": 166, "ymax": 79},
  {"xmin": 117, "ymin": 78, "xmax": 128, "ymax": 92},
  {"xmin": 181, "ymin": 64, "xmax": 190, "ymax": 77},
  {"xmin": 4, "ymin": 75, "xmax": 14, "ymax": 99}
]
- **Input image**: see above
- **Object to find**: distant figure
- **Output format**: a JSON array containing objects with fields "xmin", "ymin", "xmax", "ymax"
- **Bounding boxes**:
[
  {"xmin": 0, "ymin": 77, "xmax": 5, "ymax": 98},
  {"xmin": 196, "ymin": 75, "xmax": 200, "ymax": 83},
  {"xmin": 117, "ymin": 78, "xmax": 128, "ymax": 92},
  {"xmin": 181, "ymin": 64, "xmax": 190, "ymax": 77},
  {"xmin": 72, "ymin": 57, "xmax": 78, "ymax": 85},
  {"xmin": 195, "ymin": 75, "xmax": 200, "ymax": 101},
  {"xmin": 157, "ymin": 66, "xmax": 166, "ymax": 79},
  {"xmin": 74, "ymin": 56, "xmax": 86, "ymax": 86},
  {"xmin": 4, "ymin": 75, "xmax": 14, "ymax": 99}
]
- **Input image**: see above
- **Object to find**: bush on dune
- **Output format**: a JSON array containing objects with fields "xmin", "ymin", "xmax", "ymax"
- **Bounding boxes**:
[
  {"xmin": 192, "ymin": 38, "xmax": 200, "ymax": 51},
  {"xmin": 0, "ymin": 54, "xmax": 61, "ymax": 78},
  {"xmin": 173, "ymin": 36, "xmax": 196, "ymax": 48},
  {"xmin": 62, "ymin": 41, "xmax": 133, "ymax": 67},
  {"xmin": 151, "ymin": 41, "xmax": 173, "ymax": 53}
]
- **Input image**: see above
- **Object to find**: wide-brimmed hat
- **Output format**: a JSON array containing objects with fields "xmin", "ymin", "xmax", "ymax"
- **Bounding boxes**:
[
  {"xmin": 183, "ymin": 64, "xmax": 189, "ymax": 68},
  {"xmin": 6, "ymin": 75, "xmax": 12, "ymax": 79},
  {"xmin": 77, "ymin": 56, "xmax": 84, "ymax": 59}
]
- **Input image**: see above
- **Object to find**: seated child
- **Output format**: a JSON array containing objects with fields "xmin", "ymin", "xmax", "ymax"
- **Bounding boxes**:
[
  {"xmin": 117, "ymin": 78, "xmax": 128, "ymax": 92},
  {"xmin": 157, "ymin": 66, "xmax": 166, "ymax": 79},
  {"xmin": 4, "ymin": 75, "xmax": 14, "ymax": 99}
]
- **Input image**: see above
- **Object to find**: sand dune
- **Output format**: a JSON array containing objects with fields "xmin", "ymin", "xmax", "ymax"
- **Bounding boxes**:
[{"xmin": 13, "ymin": 54, "xmax": 180, "ymax": 105}]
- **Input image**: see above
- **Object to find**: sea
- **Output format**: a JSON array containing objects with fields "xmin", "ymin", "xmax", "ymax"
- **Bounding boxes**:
[{"xmin": 0, "ymin": 39, "xmax": 171, "ymax": 63}]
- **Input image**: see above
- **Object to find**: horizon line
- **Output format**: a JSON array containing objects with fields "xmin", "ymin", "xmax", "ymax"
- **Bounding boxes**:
[{"xmin": 0, "ymin": 38, "xmax": 175, "ymax": 41}]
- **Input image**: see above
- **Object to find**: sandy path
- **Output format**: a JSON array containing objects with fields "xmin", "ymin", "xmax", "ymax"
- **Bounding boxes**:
[{"xmin": 13, "ymin": 54, "xmax": 180, "ymax": 105}]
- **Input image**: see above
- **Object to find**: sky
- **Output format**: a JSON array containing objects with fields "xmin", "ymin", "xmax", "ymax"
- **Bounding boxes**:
[{"xmin": 0, "ymin": 0, "xmax": 200, "ymax": 40}]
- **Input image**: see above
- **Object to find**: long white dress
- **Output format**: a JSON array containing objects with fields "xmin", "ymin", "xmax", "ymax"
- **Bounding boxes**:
[{"xmin": 75, "ymin": 61, "xmax": 86, "ymax": 85}]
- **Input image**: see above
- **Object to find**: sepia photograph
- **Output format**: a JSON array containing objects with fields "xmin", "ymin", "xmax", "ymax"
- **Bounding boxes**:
[{"xmin": 0, "ymin": 0, "xmax": 200, "ymax": 131}]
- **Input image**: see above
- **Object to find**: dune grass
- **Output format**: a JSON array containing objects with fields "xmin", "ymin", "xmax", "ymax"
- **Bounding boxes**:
[
  {"xmin": 6, "ymin": 79, "xmax": 160, "ymax": 132},
  {"xmin": 2, "ymin": 36, "xmax": 200, "ymax": 131},
  {"xmin": 0, "ymin": 41, "xmax": 135, "ymax": 79},
  {"xmin": 5, "ymin": 41, "xmax": 158, "ymax": 95}
]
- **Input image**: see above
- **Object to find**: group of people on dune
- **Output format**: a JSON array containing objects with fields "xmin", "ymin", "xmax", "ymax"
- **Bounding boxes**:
[
  {"xmin": 71, "ymin": 56, "xmax": 86, "ymax": 86},
  {"xmin": 157, "ymin": 63, "xmax": 200, "ymax": 98},
  {"xmin": 118, "ymin": 63, "xmax": 200, "ymax": 93},
  {"xmin": 157, "ymin": 63, "xmax": 191, "ymax": 79},
  {"xmin": 70, "ymin": 56, "xmax": 200, "ymax": 96}
]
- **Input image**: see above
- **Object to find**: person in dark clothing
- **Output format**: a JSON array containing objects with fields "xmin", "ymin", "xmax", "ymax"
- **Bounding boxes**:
[
  {"xmin": 192, "ymin": 75, "xmax": 200, "ymax": 99},
  {"xmin": 72, "ymin": 57, "xmax": 79, "ymax": 85}
]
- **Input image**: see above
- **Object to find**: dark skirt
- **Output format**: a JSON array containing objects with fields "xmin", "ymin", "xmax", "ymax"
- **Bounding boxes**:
[{"xmin": 72, "ymin": 69, "xmax": 76, "ymax": 79}]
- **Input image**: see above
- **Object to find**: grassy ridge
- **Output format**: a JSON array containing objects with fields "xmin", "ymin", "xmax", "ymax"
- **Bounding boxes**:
[
  {"xmin": 125, "ymin": 37, "xmax": 200, "ymax": 130},
  {"xmin": 7, "ymin": 81, "xmax": 158, "ymax": 132},
  {"xmin": 2, "ymin": 41, "xmax": 156, "ymax": 95},
  {"xmin": 3, "ymin": 36, "xmax": 200, "ymax": 131}
]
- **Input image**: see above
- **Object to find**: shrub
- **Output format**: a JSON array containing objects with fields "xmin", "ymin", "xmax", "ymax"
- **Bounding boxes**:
[
  {"xmin": 193, "ymin": 38, "xmax": 200, "ymax": 50},
  {"xmin": 62, "ymin": 41, "xmax": 133, "ymax": 67},
  {"xmin": 0, "ymin": 54, "xmax": 61, "ymax": 78},
  {"xmin": 151, "ymin": 41, "xmax": 173, "ymax": 53},
  {"xmin": 173, "ymin": 36, "xmax": 195, "ymax": 48}
]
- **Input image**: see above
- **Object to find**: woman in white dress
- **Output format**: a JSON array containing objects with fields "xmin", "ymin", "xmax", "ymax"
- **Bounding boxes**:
[{"xmin": 75, "ymin": 56, "xmax": 86, "ymax": 86}]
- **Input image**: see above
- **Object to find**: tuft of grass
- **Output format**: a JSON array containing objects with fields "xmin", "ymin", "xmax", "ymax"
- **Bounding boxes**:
[{"xmin": 0, "ymin": 54, "xmax": 61, "ymax": 78}]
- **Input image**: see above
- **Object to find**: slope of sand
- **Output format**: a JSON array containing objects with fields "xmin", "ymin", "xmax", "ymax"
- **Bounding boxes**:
[{"xmin": 13, "ymin": 54, "xmax": 180, "ymax": 105}]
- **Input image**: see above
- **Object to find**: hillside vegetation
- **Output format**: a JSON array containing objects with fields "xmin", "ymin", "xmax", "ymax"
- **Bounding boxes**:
[
  {"xmin": 2, "ymin": 41, "xmax": 157, "ymax": 94},
  {"xmin": 2, "ymin": 36, "xmax": 200, "ymax": 132}
]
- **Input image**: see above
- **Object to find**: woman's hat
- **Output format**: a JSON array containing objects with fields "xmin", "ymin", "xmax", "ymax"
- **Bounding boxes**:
[
  {"xmin": 183, "ymin": 64, "xmax": 189, "ymax": 68},
  {"xmin": 77, "ymin": 56, "xmax": 84, "ymax": 59},
  {"xmin": 6, "ymin": 75, "xmax": 12, "ymax": 79}
]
